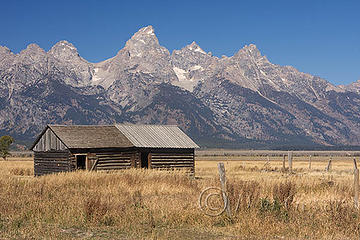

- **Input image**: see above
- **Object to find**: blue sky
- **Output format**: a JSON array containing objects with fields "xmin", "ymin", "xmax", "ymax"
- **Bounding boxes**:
[{"xmin": 0, "ymin": 0, "xmax": 359, "ymax": 85}]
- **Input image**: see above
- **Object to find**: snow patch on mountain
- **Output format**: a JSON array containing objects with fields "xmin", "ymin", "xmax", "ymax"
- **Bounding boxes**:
[
  {"xmin": 1, "ymin": 25, "xmax": 360, "ymax": 146},
  {"xmin": 172, "ymin": 67, "xmax": 199, "ymax": 91},
  {"xmin": 173, "ymin": 67, "xmax": 188, "ymax": 81},
  {"xmin": 190, "ymin": 65, "xmax": 203, "ymax": 71}
]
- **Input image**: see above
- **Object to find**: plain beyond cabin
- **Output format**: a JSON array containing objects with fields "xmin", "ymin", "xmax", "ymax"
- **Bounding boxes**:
[{"xmin": 30, "ymin": 124, "xmax": 199, "ymax": 176}]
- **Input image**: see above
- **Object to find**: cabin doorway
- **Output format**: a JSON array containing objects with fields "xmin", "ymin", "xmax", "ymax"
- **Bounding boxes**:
[
  {"xmin": 141, "ymin": 152, "xmax": 149, "ymax": 168},
  {"xmin": 76, "ymin": 155, "xmax": 87, "ymax": 170}
]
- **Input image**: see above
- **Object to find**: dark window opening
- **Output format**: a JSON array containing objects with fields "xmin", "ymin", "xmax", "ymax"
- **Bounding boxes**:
[
  {"xmin": 141, "ymin": 153, "xmax": 149, "ymax": 168},
  {"xmin": 76, "ymin": 155, "xmax": 86, "ymax": 170}
]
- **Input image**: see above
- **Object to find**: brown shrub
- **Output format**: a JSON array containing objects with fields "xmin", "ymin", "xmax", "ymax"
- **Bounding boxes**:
[
  {"xmin": 272, "ymin": 181, "xmax": 296, "ymax": 209},
  {"xmin": 82, "ymin": 195, "xmax": 110, "ymax": 224},
  {"xmin": 227, "ymin": 180, "xmax": 260, "ymax": 213},
  {"xmin": 9, "ymin": 167, "xmax": 33, "ymax": 176}
]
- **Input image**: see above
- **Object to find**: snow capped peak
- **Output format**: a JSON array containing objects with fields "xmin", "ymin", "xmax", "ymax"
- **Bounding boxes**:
[
  {"xmin": 186, "ymin": 41, "xmax": 206, "ymax": 54},
  {"xmin": 126, "ymin": 25, "xmax": 160, "ymax": 48},
  {"xmin": 49, "ymin": 40, "xmax": 81, "ymax": 61},
  {"xmin": 134, "ymin": 25, "xmax": 156, "ymax": 38},
  {"xmin": 49, "ymin": 40, "xmax": 79, "ymax": 56},
  {"xmin": 53, "ymin": 40, "xmax": 76, "ymax": 49},
  {"xmin": 139, "ymin": 25, "xmax": 155, "ymax": 35}
]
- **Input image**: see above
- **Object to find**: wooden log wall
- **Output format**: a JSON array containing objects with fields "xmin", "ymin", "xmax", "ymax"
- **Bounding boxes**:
[
  {"xmin": 134, "ymin": 152, "xmax": 141, "ymax": 168},
  {"xmin": 34, "ymin": 149, "xmax": 194, "ymax": 175},
  {"xmin": 87, "ymin": 153, "xmax": 98, "ymax": 170},
  {"xmin": 69, "ymin": 154, "xmax": 76, "ymax": 171},
  {"xmin": 94, "ymin": 151, "xmax": 138, "ymax": 171},
  {"xmin": 150, "ymin": 152, "xmax": 194, "ymax": 174},
  {"xmin": 34, "ymin": 151, "xmax": 71, "ymax": 176}
]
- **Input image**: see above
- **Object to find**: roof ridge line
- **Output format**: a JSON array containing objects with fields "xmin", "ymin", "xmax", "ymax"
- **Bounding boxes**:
[{"xmin": 49, "ymin": 124, "xmax": 115, "ymax": 127}]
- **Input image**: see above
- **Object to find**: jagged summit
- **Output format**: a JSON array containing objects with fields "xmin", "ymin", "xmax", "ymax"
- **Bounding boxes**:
[
  {"xmin": 176, "ymin": 41, "xmax": 207, "ymax": 55},
  {"xmin": 244, "ymin": 43, "xmax": 258, "ymax": 50},
  {"xmin": 340, "ymin": 79, "xmax": 360, "ymax": 93},
  {"xmin": 171, "ymin": 41, "xmax": 217, "ymax": 92},
  {"xmin": 17, "ymin": 43, "xmax": 47, "ymax": 66},
  {"xmin": 48, "ymin": 40, "xmax": 81, "ymax": 61},
  {"xmin": 0, "ymin": 46, "xmax": 14, "ymax": 67},
  {"xmin": 20, "ymin": 43, "xmax": 45, "ymax": 54},
  {"xmin": 187, "ymin": 41, "xmax": 206, "ymax": 53},
  {"xmin": 234, "ymin": 44, "xmax": 262, "ymax": 59},
  {"xmin": 50, "ymin": 40, "xmax": 77, "ymax": 51},
  {"xmin": 0, "ymin": 46, "xmax": 12, "ymax": 54},
  {"xmin": 25, "ymin": 43, "xmax": 43, "ymax": 50},
  {"xmin": 126, "ymin": 25, "xmax": 159, "ymax": 47},
  {"xmin": 139, "ymin": 25, "xmax": 155, "ymax": 35},
  {"xmin": 94, "ymin": 25, "xmax": 176, "ymax": 89},
  {"xmin": 1, "ymin": 25, "xmax": 360, "ymax": 147}
]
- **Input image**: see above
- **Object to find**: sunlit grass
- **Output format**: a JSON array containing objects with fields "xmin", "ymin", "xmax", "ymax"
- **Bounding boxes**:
[{"xmin": 0, "ymin": 155, "xmax": 359, "ymax": 239}]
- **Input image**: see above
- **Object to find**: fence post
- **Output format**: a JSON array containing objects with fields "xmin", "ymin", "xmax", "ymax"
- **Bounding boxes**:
[
  {"xmin": 354, "ymin": 157, "xmax": 358, "ymax": 170},
  {"xmin": 288, "ymin": 151, "xmax": 293, "ymax": 173},
  {"xmin": 354, "ymin": 158, "xmax": 359, "ymax": 209},
  {"xmin": 263, "ymin": 155, "xmax": 270, "ymax": 168},
  {"xmin": 308, "ymin": 155, "xmax": 312, "ymax": 170},
  {"xmin": 326, "ymin": 156, "xmax": 332, "ymax": 172},
  {"xmin": 218, "ymin": 162, "xmax": 231, "ymax": 217},
  {"xmin": 282, "ymin": 154, "xmax": 286, "ymax": 171}
]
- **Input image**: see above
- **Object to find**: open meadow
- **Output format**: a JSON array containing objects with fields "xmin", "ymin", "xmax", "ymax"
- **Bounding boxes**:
[{"xmin": 0, "ymin": 153, "xmax": 359, "ymax": 239}]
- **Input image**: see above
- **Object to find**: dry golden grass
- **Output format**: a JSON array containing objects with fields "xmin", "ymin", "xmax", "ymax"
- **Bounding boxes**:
[{"xmin": 0, "ymin": 155, "xmax": 359, "ymax": 239}]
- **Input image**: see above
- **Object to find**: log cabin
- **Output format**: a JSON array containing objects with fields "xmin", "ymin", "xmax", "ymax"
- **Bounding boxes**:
[{"xmin": 30, "ymin": 124, "xmax": 199, "ymax": 176}]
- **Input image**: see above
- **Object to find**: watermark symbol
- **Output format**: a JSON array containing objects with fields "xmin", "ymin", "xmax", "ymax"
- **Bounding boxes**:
[
  {"xmin": 198, "ymin": 162, "xmax": 232, "ymax": 217},
  {"xmin": 198, "ymin": 187, "xmax": 229, "ymax": 216}
]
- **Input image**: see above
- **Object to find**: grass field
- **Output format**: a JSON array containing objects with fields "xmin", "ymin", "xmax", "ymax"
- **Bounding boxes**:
[{"xmin": 0, "ymin": 154, "xmax": 359, "ymax": 239}]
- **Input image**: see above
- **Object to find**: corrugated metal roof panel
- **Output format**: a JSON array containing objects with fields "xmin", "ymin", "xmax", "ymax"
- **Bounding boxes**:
[{"xmin": 115, "ymin": 124, "xmax": 199, "ymax": 148}]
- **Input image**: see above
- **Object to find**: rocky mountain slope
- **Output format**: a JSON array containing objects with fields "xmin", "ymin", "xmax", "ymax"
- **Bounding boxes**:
[{"xmin": 0, "ymin": 25, "xmax": 359, "ymax": 148}]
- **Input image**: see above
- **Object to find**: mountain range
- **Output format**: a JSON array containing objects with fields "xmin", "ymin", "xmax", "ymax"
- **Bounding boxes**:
[{"xmin": 1, "ymin": 25, "xmax": 360, "ymax": 149}]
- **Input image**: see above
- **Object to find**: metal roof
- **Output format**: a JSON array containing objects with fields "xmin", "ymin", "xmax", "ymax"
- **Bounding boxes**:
[
  {"xmin": 47, "ymin": 125, "xmax": 133, "ymax": 149},
  {"xmin": 31, "ymin": 124, "xmax": 199, "ymax": 150},
  {"xmin": 115, "ymin": 124, "xmax": 199, "ymax": 148}
]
